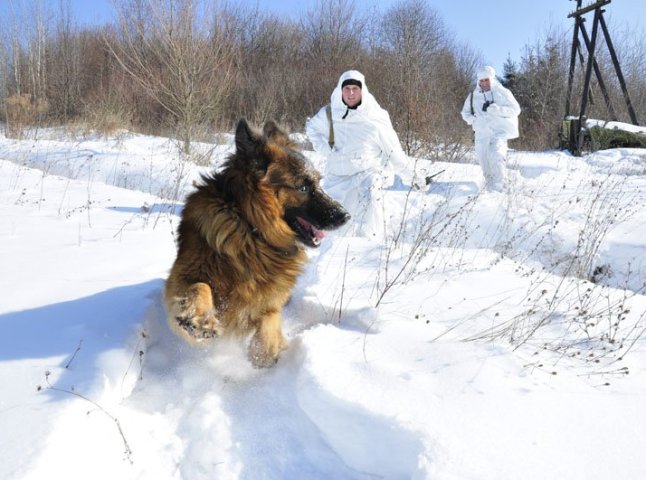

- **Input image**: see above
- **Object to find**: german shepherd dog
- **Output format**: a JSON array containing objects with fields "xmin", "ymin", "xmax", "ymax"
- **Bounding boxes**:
[{"xmin": 164, "ymin": 119, "xmax": 350, "ymax": 367}]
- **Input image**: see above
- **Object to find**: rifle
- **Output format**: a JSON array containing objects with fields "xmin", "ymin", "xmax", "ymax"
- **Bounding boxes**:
[{"xmin": 424, "ymin": 169, "xmax": 446, "ymax": 185}]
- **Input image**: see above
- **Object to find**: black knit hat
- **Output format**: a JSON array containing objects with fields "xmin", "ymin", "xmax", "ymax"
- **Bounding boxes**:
[{"xmin": 341, "ymin": 78, "xmax": 362, "ymax": 89}]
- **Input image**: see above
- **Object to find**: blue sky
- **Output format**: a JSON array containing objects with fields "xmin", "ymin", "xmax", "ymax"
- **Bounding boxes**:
[{"xmin": 7, "ymin": 0, "xmax": 646, "ymax": 76}]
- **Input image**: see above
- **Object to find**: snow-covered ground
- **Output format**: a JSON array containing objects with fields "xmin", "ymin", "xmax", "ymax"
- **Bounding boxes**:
[{"xmin": 1, "ymin": 128, "xmax": 645, "ymax": 479}]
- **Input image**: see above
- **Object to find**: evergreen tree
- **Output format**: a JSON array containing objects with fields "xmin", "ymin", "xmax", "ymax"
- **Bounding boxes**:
[{"xmin": 501, "ymin": 55, "xmax": 519, "ymax": 90}]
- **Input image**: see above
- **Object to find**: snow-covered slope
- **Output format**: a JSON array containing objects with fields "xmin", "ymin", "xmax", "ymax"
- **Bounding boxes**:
[{"xmin": 1, "ymin": 131, "xmax": 645, "ymax": 479}]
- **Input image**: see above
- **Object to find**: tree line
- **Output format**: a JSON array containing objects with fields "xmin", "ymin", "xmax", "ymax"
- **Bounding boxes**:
[{"xmin": 1, "ymin": 0, "xmax": 644, "ymax": 158}]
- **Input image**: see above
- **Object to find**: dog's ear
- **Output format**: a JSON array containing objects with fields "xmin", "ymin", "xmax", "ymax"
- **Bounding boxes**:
[
  {"xmin": 263, "ymin": 120, "xmax": 289, "ymax": 144},
  {"xmin": 235, "ymin": 118, "xmax": 259, "ymax": 155},
  {"xmin": 235, "ymin": 118, "xmax": 269, "ymax": 174}
]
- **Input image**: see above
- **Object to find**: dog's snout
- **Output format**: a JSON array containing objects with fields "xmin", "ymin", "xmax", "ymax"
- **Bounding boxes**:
[{"xmin": 330, "ymin": 206, "xmax": 350, "ymax": 227}]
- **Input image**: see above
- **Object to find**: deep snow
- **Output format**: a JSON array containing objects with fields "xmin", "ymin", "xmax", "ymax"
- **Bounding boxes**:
[{"xmin": 1, "ymin": 128, "xmax": 646, "ymax": 480}]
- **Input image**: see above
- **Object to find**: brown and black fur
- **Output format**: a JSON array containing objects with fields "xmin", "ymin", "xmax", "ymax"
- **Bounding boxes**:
[{"xmin": 164, "ymin": 119, "xmax": 350, "ymax": 367}]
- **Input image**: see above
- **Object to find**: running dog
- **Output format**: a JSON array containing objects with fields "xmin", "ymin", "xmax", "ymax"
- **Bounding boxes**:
[{"xmin": 164, "ymin": 119, "xmax": 350, "ymax": 367}]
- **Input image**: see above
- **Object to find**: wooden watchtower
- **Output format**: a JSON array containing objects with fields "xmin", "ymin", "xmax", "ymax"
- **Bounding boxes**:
[{"xmin": 561, "ymin": 0, "xmax": 639, "ymax": 155}]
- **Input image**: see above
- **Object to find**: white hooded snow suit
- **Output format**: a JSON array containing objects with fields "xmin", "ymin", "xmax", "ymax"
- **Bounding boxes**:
[
  {"xmin": 306, "ymin": 70, "xmax": 410, "ymax": 239},
  {"xmin": 461, "ymin": 66, "xmax": 521, "ymax": 192}
]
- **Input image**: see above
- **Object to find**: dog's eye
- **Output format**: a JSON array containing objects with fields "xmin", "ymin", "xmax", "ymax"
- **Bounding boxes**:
[{"xmin": 297, "ymin": 185, "xmax": 311, "ymax": 193}]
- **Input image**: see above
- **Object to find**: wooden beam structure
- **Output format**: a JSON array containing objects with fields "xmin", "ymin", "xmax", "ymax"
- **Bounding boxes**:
[{"xmin": 562, "ymin": 0, "xmax": 639, "ymax": 156}]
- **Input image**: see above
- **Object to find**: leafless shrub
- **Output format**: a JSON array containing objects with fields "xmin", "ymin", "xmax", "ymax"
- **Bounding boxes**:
[
  {"xmin": 374, "ymin": 183, "xmax": 483, "ymax": 307},
  {"xmin": 5, "ymin": 93, "xmax": 49, "ymax": 138},
  {"xmin": 468, "ymin": 266, "xmax": 646, "ymax": 380},
  {"xmin": 83, "ymin": 90, "xmax": 133, "ymax": 136},
  {"xmin": 222, "ymin": 7, "xmax": 309, "ymax": 129},
  {"xmin": 106, "ymin": 0, "xmax": 235, "ymax": 154},
  {"xmin": 464, "ymin": 171, "xmax": 644, "ymax": 376},
  {"xmin": 503, "ymin": 172, "xmax": 636, "ymax": 283}
]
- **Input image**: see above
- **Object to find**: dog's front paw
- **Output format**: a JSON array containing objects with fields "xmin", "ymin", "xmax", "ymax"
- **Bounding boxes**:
[
  {"xmin": 248, "ymin": 333, "xmax": 287, "ymax": 368},
  {"xmin": 175, "ymin": 311, "xmax": 221, "ymax": 340},
  {"xmin": 173, "ymin": 297, "xmax": 222, "ymax": 341}
]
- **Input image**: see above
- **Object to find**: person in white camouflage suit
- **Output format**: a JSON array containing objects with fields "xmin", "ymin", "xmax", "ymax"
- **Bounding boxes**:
[
  {"xmin": 461, "ymin": 65, "xmax": 521, "ymax": 192},
  {"xmin": 306, "ymin": 70, "xmax": 411, "ymax": 240}
]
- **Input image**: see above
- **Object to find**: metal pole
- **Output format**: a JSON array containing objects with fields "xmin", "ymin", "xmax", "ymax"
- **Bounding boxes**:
[
  {"xmin": 564, "ymin": 0, "xmax": 583, "ymax": 117},
  {"xmin": 598, "ymin": 13, "xmax": 639, "ymax": 125},
  {"xmin": 578, "ymin": 18, "xmax": 617, "ymax": 120},
  {"xmin": 576, "ymin": 24, "xmax": 596, "ymax": 108},
  {"xmin": 576, "ymin": 7, "xmax": 601, "ymax": 155}
]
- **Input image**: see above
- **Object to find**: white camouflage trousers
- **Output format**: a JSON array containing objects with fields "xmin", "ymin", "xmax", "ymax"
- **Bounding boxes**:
[
  {"xmin": 475, "ymin": 135, "xmax": 508, "ymax": 192},
  {"xmin": 323, "ymin": 171, "xmax": 386, "ymax": 241}
]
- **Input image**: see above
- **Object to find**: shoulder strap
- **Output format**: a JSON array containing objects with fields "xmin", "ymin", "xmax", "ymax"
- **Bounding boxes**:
[
  {"xmin": 470, "ymin": 92, "xmax": 474, "ymax": 115},
  {"xmin": 325, "ymin": 104, "xmax": 334, "ymax": 149}
]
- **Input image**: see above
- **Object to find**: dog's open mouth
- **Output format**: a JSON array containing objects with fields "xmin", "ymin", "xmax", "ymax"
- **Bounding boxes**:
[
  {"xmin": 294, "ymin": 216, "xmax": 326, "ymax": 247},
  {"xmin": 284, "ymin": 201, "xmax": 349, "ymax": 248}
]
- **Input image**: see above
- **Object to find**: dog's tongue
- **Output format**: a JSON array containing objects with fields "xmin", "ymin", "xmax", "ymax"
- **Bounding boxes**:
[
  {"xmin": 312, "ymin": 226, "xmax": 325, "ymax": 240},
  {"xmin": 298, "ymin": 217, "xmax": 325, "ymax": 241}
]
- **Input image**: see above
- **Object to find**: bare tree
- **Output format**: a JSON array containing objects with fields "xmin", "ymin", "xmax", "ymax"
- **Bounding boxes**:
[
  {"xmin": 106, "ymin": 0, "xmax": 235, "ymax": 154},
  {"xmin": 371, "ymin": 0, "xmax": 471, "ymax": 162},
  {"xmin": 224, "ymin": 10, "xmax": 307, "ymax": 128},
  {"xmin": 376, "ymin": 0, "xmax": 442, "ymax": 154},
  {"xmin": 301, "ymin": 0, "xmax": 366, "ymax": 115},
  {"xmin": 26, "ymin": 0, "xmax": 49, "ymax": 104},
  {"xmin": 8, "ymin": 0, "xmax": 24, "ymax": 97},
  {"xmin": 47, "ymin": 0, "xmax": 82, "ymax": 122},
  {"xmin": 0, "ymin": 24, "xmax": 9, "ymax": 122}
]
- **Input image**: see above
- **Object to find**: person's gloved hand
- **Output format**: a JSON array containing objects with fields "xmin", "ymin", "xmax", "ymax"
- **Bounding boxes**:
[
  {"xmin": 475, "ymin": 106, "xmax": 488, "ymax": 117},
  {"xmin": 486, "ymin": 104, "xmax": 501, "ymax": 115},
  {"xmin": 326, "ymin": 151, "xmax": 365, "ymax": 176}
]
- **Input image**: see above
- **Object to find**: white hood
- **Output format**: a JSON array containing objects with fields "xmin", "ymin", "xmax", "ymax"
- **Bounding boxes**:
[
  {"xmin": 477, "ymin": 65, "xmax": 496, "ymax": 81},
  {"xmin": 475, "ymin": 65, "xmax": 500, "ymax": 89},
  {"xmin": 329, "ymin": 70, "xmax": 388, "ymax": 124}
]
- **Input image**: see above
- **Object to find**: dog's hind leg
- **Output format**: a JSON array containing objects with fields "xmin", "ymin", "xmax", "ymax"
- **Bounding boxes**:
[
  {"xmin": 167, "ymin": 282, "xmax": 221, "ymax": 342},
  {"xmin": 248, "ymin": 310, "xmax": 288, "ymax": 368}
]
